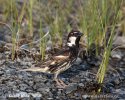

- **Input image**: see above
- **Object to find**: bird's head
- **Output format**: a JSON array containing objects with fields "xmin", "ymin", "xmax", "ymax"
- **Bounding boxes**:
[{"xmin": 67, "ymin": 30, "xmax": 83, "ymax": 48}]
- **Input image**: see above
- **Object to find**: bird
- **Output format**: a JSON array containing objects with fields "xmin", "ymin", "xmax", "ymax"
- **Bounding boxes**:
[{"xmin": 23, "ymin": 30, "xmax": 83, "ymax": 88}]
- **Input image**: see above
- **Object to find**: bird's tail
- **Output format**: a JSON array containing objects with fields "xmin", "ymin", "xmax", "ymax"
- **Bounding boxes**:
[{"xmin": 21, "ymin": 67, "xmax": 51, "ymax": 73}]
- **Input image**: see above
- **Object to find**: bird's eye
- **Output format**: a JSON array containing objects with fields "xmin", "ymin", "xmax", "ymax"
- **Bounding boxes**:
[{"xmin": 70, "ymin": 32, "xmax": 74, "ymax": 35}]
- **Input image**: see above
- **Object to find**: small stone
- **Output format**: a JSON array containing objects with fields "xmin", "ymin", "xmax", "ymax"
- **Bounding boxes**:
[
  {"xmin": 0, "ymin": 59, "xmax": 5, "ymax": 65},
  {"xmin": 6, "ymin": 69, "xmax": 16, "ymax": 75},
  {"xmin": 111, "ymin": 50, "xmax": 122, "ymax": 60},
  {"xmin": 0, "ymin": 53, "xmax": 3, "ymax": 59},
  {"xmin": 37, "ymin": 87, "xmax": 50, "ymax": 93},
  {"xmin": 0, "ymin": 71, "xmax": 4, "ymax": 76},
  {"xmin": 0, "ymin": 41, "xmax": 5, "ymax": 47},
  {"xmin": 46, "ymin": 40, "xmax": 53, "ymax": 51},
  {"xmin": 78, "ymin": 83, "xmax": 85, "ymax": 87},
  {"xmin": 74, "ymin": 93, "xmax": 81, "ymax": 97},
  {"xmin": 45, "ymin": 88, "xmax": 50, "ymax": 92},
  {"xmin": 29, "ymin": 92, "xmax": 42, "ymax": 98},
  {"xmin": 25, "ymin": 89, "xmax": 33, "ymax": 93},
  {"xmin": 27, "ymin": 62, "xmax": 32, "ymax": 66},
  {"xmin": 17, "ymin": 58, "xmax": 21, "ymax": 63},
  {"xmin": 82, "ymin": 94, "xmax": 89, "ymax": 99},
  {"xmin": 57, "ymin": 89, "xmax": 62, "ymax": 95},
  {"xmin": 95, "ymin": 61, "xmax": 100, "ymax": 66},
  {"xmin": 20, "ymin": 61, "xmax": 27, "ymax": 66},
  {"xmin": 123, "ymin": 57, "xmax": 125, "ymax": 62},
  {"xmin": 20, "ymin": 44, "xmax": 29, "ymax": 50},
  {"xmin": 80, "ymin": 79, "xmax": 85, "ymax": 82},
  {"xmin": 113, "ymin": 36, "xmax": 125, "ymax": 46},
  {"xmin": 114, "ymin": 79, "xmax": 120, "ymax": 85},
  {"xmin": 74, "ymin": 57, "xmax": 82, "ymax": 65},
  {"xmin": 79, "ymin": 64, "xmax": 89, "ymax": 70},
  {"xmin": 28, "ymin": 81, "xmax": 34, "ymax": 86},
  {"xmin": 7, "ymin": 81, "xmax": 15, "ymax": 86},
  {"xmin": 31, "ymin": 48, "xmax": 37, "ymax": 53},
  {"xmin": 19, "ymin": 84, "xmax": 28, "ymax": 91},
  {"xmin": 115, "ymin": 89, "xmax": 125, "ymax": 94},
  {"xmin": 55, "ymin": 96, "xmax": 60, "ymax": 100},
  {"xmin": 47, "ymin": 98, "xmax": 54, "ymax": 100},
  {"xmin": 65, "ymin": 83, "xmax": 78, "ymax": 94},
  {"xmin": 4, "ymin": 35, "xmax": 11, "ymax": 42}
]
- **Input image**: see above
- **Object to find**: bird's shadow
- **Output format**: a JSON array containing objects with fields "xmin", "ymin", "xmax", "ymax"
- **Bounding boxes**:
[
  {"xmin": 59, "ymin": 62, "xmax": 90, "ymax": 79},
  {"xmin": 29, "ymin": 62, "xmax": 90, "ymax": 80},
  {"xmin": 59, "ymin": 55, "xmax": 99, "ymax": 79}
]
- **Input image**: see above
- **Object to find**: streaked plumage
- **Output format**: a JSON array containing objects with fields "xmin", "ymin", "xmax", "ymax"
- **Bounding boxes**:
[{"xmin": 23, "ymin": 30, "xmax": 82, "ymax": 88}]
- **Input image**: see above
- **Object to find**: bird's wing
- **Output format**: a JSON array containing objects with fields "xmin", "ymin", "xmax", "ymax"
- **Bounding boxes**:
[
  {"xmin": 47, "ymin": 59, "xmax": 71, "ymax": 73},
  {"xmin": 22, "ymin": 54, "xmax": 70, "ymax": 73},
  {"xmin": 22, "ymin": 66, "xmax": 50, "ymax": 73}
]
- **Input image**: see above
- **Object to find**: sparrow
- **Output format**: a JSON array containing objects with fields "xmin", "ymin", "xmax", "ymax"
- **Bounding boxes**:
[{"xmin": 23, "ymin": 30, "xmax": 83, "ymax": 88}]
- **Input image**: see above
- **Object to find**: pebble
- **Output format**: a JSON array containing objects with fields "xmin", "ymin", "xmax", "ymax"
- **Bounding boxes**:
[
  {"xmin": 82, "ymin": 94, "xmax": 89, "ymax": 99},
  {"xmin": 7, "ymin": 81, "xmax": 16, "ymax": 86},
  {"xmin": 20, "ymin": 61, "xmax": 31, "ymax": 66},
  {"xmin": 79, "ymin": 64, "xmax": 89, "ymax": 70},
  {"xmin": 19, "ymin": 84, "xmax": 28, "ymax": 91},
  {"xmin": 25, "ymin": 88, "xmax": 33, "ymax": 93},
  {"xmin": 78, "ymin": 83, "xmax": 85, "ymax": 87},
  {"xmin": 20, "ymin": 44, "xmax": 29, "ymax": 50},
  {"xmin": 0, "ymin": 71, "xmax": 4, "ymax": 76},
  {"xmin": 37, "ymin": 87, "xmax": 50, "ymax": 94},
  {"xmin": 65, "ymin": 83, "xmax": 78, "ymax": 94},
  {"xmin": 4, "ymin": 35, "xmax": 11, "ymax": 42},
  {"xmin": 47, "ymin": 97, "xmax": 54, "ymax": 100},
  {"xmin": 0, "ymin": 40, "xmax": 5, "ymax": 47},
  {"xmin": 74, "ymin": 92, "xmax": 81, "ymax": 97},
  {"xmin": 111, "ymin": 50, "xmax": 123, "ymax": 60},
  {"xmin": 113, "ymin": 36, "xmax": 125, "ymax": 46},
  {"xmin": 114, "ymin": 78, "xmax": 120, "ymax": 85},
  {"xmin": 28, "ymin": 81, "xmax": 34, "ymax": 86},
  {"xmin": 74, "ymin": 57, "xmax": 82, "ymax": 65},
  {"xmin": 0, "ymin": 53, "xmax": 3, "ymax": 59},
  {"xmin": 29, "ymin": 92, "xmax": 42, "ymax": 98},
  {"xmin": 5, "ymin": 69, "xmax": 16, "ymax": 75}
]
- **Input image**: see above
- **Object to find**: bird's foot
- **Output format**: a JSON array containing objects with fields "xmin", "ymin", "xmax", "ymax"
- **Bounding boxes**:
[{"xmin": 54, "ymin": 79, "xmax": 68, "ymax": 89}]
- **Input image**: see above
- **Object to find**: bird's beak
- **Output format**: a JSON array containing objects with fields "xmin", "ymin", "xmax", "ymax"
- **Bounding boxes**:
[{"xmin": 78, "ymin": 32, "xmax": 83, "ymax": 36}]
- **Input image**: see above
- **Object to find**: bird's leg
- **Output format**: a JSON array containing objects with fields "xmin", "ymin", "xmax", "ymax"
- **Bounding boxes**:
[{"xmin": 54, "ymin": 73, "xmax": 68, "ymax": 88}]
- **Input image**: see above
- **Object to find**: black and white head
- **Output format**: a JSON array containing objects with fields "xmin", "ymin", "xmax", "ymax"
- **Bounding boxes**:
[{"xmin": 67, "ymin": 30, "xmax": 82, "ymax": 48}]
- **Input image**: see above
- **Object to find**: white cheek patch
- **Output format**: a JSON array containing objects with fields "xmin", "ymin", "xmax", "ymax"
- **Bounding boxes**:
[{"xmin": 67, "ymin": 36, "xmax": 76, "ymax": 47}]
